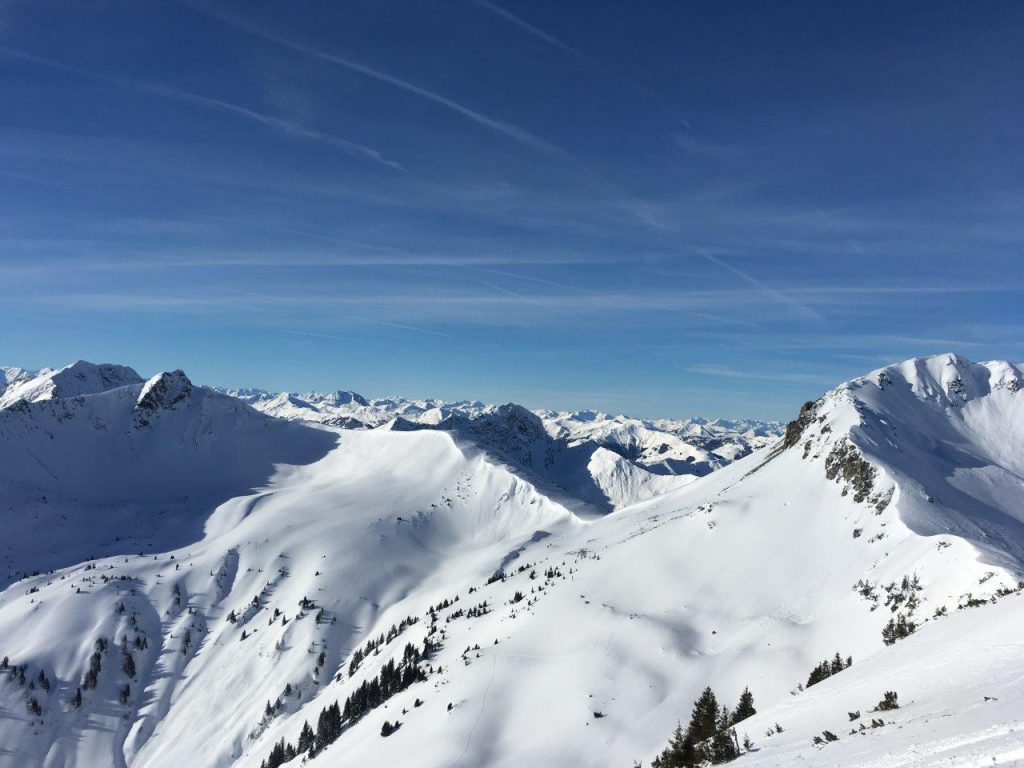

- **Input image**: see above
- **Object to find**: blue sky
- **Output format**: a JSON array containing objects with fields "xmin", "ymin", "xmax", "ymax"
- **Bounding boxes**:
[{"xmin": 1, "ymin": 1, "xmax": 1022, "ymax": 419}]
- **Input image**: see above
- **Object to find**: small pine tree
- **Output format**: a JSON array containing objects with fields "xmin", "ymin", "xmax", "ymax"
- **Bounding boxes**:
[
  {"xmin": 297, "ymin": 720, "xmax": 315, "ymax": 753},
  {"xmin": 710, "ymin": 706, "xmax": 738, "ymax": 763},
  {"xmin": 71, "ymin": 687, "xmax": 82, "ymax": 709},
  {"xmin": 122, "ymin": 650, "xmax": 136, "ymax": 678},
  {"xmin": 652, "ymin": 721, "xmax": 694, "ymax": 767},
  {"xmin": 687, "ymin": 686, "xmax": 720, "ymax": 746},
  {"xmin": 882, "ymin": 618, "xmax": 897, "ymax": 645},
  {"xmin": 733, "ymin": 687, "xmax": 756, "ymax": 723}
]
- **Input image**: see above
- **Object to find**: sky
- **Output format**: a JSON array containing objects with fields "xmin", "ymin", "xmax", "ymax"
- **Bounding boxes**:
[{"xmin": 0, "ymin": 1, "xmax": 1022, "ymax": 420}]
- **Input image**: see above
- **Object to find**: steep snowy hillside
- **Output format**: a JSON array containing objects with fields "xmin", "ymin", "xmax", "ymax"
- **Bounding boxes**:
[
  {"xmin": 0, "ymin": 368, "xmax": 336, "ymax": 586},
  {"xmin": 727, "ymin": 589, "xmax": 1024, "ymax": 767},
  {"xmin": 0, "ymin": 354, "xmax": 1021, "ymax": 768}
]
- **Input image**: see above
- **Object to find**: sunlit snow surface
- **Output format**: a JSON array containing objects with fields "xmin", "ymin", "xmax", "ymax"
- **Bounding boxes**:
[{"xmin": 0, "ymin": 354, "xmax": 1021, "ymax": 767}]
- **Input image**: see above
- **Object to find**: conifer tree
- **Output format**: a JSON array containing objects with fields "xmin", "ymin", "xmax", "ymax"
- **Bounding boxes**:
[
  {"xmin": 651, "ymin": 721, "xmax": 695, "ymax": 768},
  {"xmin": 122, "ymin": 650, "xmax": 136, "ymax": 678},
  {"xmin": 733, "ymin": 687, "xmax": 756, "ymax": 723},
  {"xmin": 710, "ymin": 705, "xmax": 738, "ymax": 763},
  {"xmin": 297, "ymin": 720, "xmax": 315, "ymax": 753},
  {"xmin": 686, "ymin": 686, "xmax": 720, "ymax": 761},
  {"xmin": 264, "ymin": 739, "xmax": 287, "ymax": 768}
]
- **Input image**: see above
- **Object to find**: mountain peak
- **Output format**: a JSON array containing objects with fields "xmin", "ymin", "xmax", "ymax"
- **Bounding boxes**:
[
  {"xmin": 852, "ymin": 353, "xmax": 1022, "ymax": 409},
  {"xmin": 134, "ymin": 370, "xmax": 194, "ymax": 424},
  {"xmin": 320, "ymin": 390, "xmax": 370, "ymax": 407},
  {"xmin": 0, "ymin": 360, "xmax": 142, "ymax": 409}
]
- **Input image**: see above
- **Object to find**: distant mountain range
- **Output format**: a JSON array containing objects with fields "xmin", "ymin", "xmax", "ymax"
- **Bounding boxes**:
[{"xmin": 218, "ymin": 384, "xmax": 781, "ymax": 512}]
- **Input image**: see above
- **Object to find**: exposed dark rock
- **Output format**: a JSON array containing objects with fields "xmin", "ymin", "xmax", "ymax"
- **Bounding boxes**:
[{"xmin": 825, "ymin": 438, "xmax": 876, "ymax": 503}]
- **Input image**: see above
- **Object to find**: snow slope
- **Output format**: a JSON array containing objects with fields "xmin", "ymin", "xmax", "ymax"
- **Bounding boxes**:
[
  {"xmin": 733, "ymin": 590, "xmax": 1024, "ymax": 767},
  {"xmin": 0, "ymin": 368, "xmax": 336, "ymax": 586},
  {"xmin": 0, "ymin": 353, "xmax": 1021, "ymax": 768}
]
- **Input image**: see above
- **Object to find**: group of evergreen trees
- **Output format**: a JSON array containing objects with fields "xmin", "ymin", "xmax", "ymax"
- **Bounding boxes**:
[
  {"xmin": 446, "ymin": 600, "xmax": 490, "ymax": 623},
  {"xmin": 881, "ymin": 614, "xmax": 916, "ymax": 645},
  {"xmin": 428, "ymin": 595, "xmax": 460, "ymax": 613},
  {"xmin": 82, "ymin": 638, "xmax": 106, "ymax": 690},
  {"xmin": 262, "ymin": 701, "xmax": 343, "ymax": 768},
  {"xmin": 874, "ymin": 691, "xmax": 899, "ymax": 711},
  {"xmin": 806, "ymin": 653, "xmax": 853, "ymax": 687},
  {"xmin": 261, "ymin": 637, "xmax": 435, "ymax": 768},
  {"xmin": 647, "ymin": 686, "xmax": 756, "ymax": 767},
  {"xmin": 347, "ymin": 615, "xmax": 420, "ymax": 676},
  {"xmin": 342, "ymin": 641, "xmax": 429, "ymax": 722}
]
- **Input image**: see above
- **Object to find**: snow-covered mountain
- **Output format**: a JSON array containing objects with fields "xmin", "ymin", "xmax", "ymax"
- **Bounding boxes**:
[
  {"xmin": 222, "ymin": 386, "xmax": 778, "ymax": 461},
  {"xmin": 219, "ymin": 387, "xmax": 491, "ymax": 428},
  {"xmin": 0, "ymin": 353, "xmax": 1022, "ymax": 768},
  {"xmin": 217, "ymin": 386, "xmax": 780, "ymax": 512},
  {"xmin": 0, "ymin": 364, "xmax": 336, "ymax": 586},
  {"xmin": 0, "ymin": 361, "xmax": 142, "ymax": 410}
]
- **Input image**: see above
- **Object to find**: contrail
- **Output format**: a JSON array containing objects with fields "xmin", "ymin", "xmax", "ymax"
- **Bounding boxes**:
[
  {"xmin": 178, "ymin": 0, "xmax": 568, "ymax": 159},
  {"xmin": 470, "ymin": 0, "xmax": 690, "ymax": 127},
  {"xmin": 698, "ymin": 250, "xmax": 822, "ymax": 321},
  {"xmin": 481, "ymin": 280, "xmax": 586, "ymax": 323},
  {"xmin": 471, "ymin": 0, "xmax": 587, "ymax": 59},
  {"xmin": 0, "ymin": 45, "xmax": 403, "ymax": 170}
]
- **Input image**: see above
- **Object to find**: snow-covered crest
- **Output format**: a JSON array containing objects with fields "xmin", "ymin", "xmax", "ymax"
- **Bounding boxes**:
[
  {"xmin": 0, "ymin": 361, "xmax": 142, "ymax": 410},
  {"xmin": 216, "ymin": 386, "xmax": 780, "ymax": 512}
]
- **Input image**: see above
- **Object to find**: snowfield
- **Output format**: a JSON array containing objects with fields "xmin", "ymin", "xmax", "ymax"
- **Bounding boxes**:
[{"xmin": 0, "ymin": 354, "xmax": 1021, "ymax": 768}]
